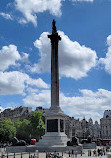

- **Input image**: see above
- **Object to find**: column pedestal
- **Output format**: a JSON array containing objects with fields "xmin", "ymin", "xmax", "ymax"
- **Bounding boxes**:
[{"xmin": 37, "ymin": 110, "xmax": 68, "ymax": 148}]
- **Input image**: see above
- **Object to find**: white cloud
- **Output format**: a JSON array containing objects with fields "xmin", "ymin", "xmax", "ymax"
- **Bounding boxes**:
[
  {"xmin": 26, "ymin": 87, "xmax": 39, "ymax": 93},
  {"xmin": 18, "ymin": 18, "xmax": 28, "ymax": 25},
  {"xmin": 15, "ymin": 0, "xmax": 63, "ymax": 26},
  {"xmin": 27, "ymin": 78, "xmax": 49, "ymax": 89},
  {"xmin": 107, "ymin": 35, "xmax": 111, "ymax": 46},
  {"xmin": 0, "ymin": 45, "xmax": 21, "ymax": 71},
  {"xmin": 99, "ymin": 35, "xmax": 111, "ymax": 74},
  {"xmin": 23, "ymin": 90, "xmax": 50, "ymax": 107},
  {"xmin": 0, "ymin": 71, "xmax": 49, "ymax": 95},
  {"xmin": 23, "ymin": 88, "xmax": 111, "ymax": 121},
  {"xmin": 0, "ymin": 106, "xmax": 4, "ymax": 113},
  {"xmin": 0, "ymin": 12, "xmax": 13, "ymax": 20},
  {"xmin": 0, "ymin": 45, "xmax": 31, "ymax": 71},
  {"xmin": 31, "ymin": 31, "xmax": 97, "ymax": 80},
  {"xmin": 21, "ymin": 53, "xmax": 29, "ymax": 63}
]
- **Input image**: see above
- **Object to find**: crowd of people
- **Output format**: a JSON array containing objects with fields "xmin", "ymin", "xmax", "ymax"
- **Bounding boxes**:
[{"xmin": 88, "ymin": 147, "xmax": 109, "ymax": 157}]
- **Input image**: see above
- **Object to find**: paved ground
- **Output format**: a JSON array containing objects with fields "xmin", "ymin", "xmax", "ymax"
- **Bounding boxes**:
[{"xmin": 0, "ymin": 147, "xmax": 109, "ymax": 158}]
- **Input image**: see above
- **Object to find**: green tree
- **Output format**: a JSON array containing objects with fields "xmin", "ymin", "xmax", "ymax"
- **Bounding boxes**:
[
  {"xmin": 30, "ymin": 111, "xmax": 45, "ymax": 139},
  {"xmin": 15, "ymin": 119, "xmax": 30, "ymax": 139},
  {"xmin": 0, "ymin": 118, "xmax": 16, "ymax": 142}
]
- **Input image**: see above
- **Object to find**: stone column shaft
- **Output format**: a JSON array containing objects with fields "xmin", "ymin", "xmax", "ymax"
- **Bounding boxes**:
[
  {"xmin": 48, "ymin": 32, "xmax": 61, "ymax": 110},
  {"xmin": 51, "ymin": 38, "xmax": 59, "ymax": 108}
]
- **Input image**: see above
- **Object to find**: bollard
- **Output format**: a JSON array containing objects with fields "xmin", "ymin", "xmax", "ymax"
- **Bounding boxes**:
[
  {"xmin": 72, "ymin": 150, "xmax": 74, "ymax": 158},
  {"xmin": 7, "ymin": 152, "xmax": 8, "ymax": 158},
  {"xmin": 81, "ymin": 151, "xmax": 82, "ymax": 156},
  {"xmin": 14, "ymin": 153, "xmax": 15, "ymax": 158},
  {"xmin": 62, "ymin": 152, "xmax": 63, "ymax": 156},
  {"xmin": 21, "ymin": 152, "xmax": 22, "ymax": 158},
  {"xmin": 2, "ymin": 154, "xmax": 5, "ymax": 158},
  {"xmin": 29, "ymin": 152, "xmax": 30, "ymax": 158},
  {"xmin": 69, "ymin": 151, "xmax": 70, "ymax": 157},
  {"xmin": 35, "ymin": 150, "xmax": 39, "ymax": 158}
]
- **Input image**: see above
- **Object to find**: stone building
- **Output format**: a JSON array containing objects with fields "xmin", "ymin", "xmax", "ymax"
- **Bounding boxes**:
[
  {"xmin": 93, "ymin": 121, "xmax": 101, "ymax": 138},
  {"xmin": 36, "ymin": 106, "xmax": 48, "ymax": 113},
  {"xmin": 100, "ymin": 110, "xmax": 111, "ymax": 139},
  {"xmin": 0, "ymin": 106, "xmax": 32, "ymax": 122},
  {"xmin": 81, "ymin": 118, "xmax": 89, "ymax": 138},
  {"xmin": 65, "ymin": 116, "xmax": 76, "ymax": 139},
  {"xmin": 88, "ymin": 118, "xmax": 94, "ymax": 138},
  {"xmin": 74, "ymin": 119, "xmax": 83, "ymax": 138},
  {"xmin": 65, "ymin": 117, "xmax": 88, "ymax": 139},
  {"xmin": 65, "ymin": 116, "xmax": 100, "ymax": 140}
]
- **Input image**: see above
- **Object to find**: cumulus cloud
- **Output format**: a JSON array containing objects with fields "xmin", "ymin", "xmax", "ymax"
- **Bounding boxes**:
[
  {"xmin": 23, "ymin": 88, "xmax": 111, "ymax": 121},
  {"xmin": 15, "ymin": 0, "xmax": 63, "ymax": 26},
  {"xmin": 31, "ymin": 31, "xmax": 97, "ymax": 79},
  {"xmin": 27, "ymin": 78, "xmax": 49, "ymax": 89},
  {"xmin": 0, "ymin": 45, "xmax": 31, "ymax": 71},
  {"xmin": 0, "ymin": 71, "xmax": 49, "ymax": 95},
  {"xmin": 0, "ymin": 12, "xmax": 13, "ymax": 20},
  {"xmin": 26, "ymin": 87, "xmax": 39, "ymax": 93},
  {"xmin": 0, "ymin": 106, "xmax": 4, "ymax": 113},
  {"xmin": 99, "ymin": 35, "xmax": 111, "ymax": 74},
  {"xmin": 20, "ymin": 53, "xmax": 29, "ymax": 63},
  {"xmin": 0, "ymin": 45, "xmax": 21, "ymax": 71},
  {"xmin": 23, "ymin": 90, "xmax": 50, "ymax": 107}
]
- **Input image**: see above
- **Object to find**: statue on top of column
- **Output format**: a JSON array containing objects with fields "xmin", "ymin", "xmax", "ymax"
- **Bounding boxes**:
[{"xmin": 52, "ymin": 19, "xmax": 57, "ymax": 33}]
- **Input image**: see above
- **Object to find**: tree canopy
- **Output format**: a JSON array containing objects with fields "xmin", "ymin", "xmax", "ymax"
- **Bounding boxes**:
[
  {"xmin": 29, "ymin": 111, "xmax": 45, "ymax": 140},
  {"xmin": 0, "ymin": 118, "xmax": 16, "ymax": 142},
  {"xmin": 15, "ymin": 119, "xmax": 30, "ymax": 140},
  {"xmin": 0, "ymin": 111, "xmax": 45, "ymax": 142}
]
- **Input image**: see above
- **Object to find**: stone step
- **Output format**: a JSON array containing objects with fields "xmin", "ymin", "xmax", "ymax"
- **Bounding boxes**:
[
  {"xmin": 40, "ymin": 137, "xmax": 67, "ymax": 141},
  {"xmin": 37, "ymin": 140, "xmax": 66, "ymax": 145},
  {"xmin": 37, "ymin": 143, "xmax": 66, "ymax": 147},
  {"xmin": 38, "ymin": 140, "xmax": 66, "ymax": 144}
]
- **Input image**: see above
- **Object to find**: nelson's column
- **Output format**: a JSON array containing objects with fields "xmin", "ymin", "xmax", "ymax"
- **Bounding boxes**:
[{"xmin": 37, "ymin": 20, "xmax": 68, "ymax": 151}]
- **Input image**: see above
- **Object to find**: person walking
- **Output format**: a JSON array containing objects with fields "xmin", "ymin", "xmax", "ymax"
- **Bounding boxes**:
[{"xmin": 75, "ymin": 151, "xmax": 78, "ymax": 158}]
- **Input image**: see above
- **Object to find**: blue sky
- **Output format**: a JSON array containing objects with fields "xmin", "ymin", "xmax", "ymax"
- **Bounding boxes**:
[{"xmin": 0, "ymin": 0, "xmax": 111, "ymax": 122}]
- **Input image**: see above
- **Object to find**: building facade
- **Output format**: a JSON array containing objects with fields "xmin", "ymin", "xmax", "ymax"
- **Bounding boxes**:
[
  {"xmin": 65, "ymin": 116, "xmax": 100, "ymax": 140},
  {"xmin": 100, "ymin": 110, "xmax": 111, "ymax": 139},
  {"xmin": 0, "ymin": 106, "xmax": 32, "ymax": 122}
]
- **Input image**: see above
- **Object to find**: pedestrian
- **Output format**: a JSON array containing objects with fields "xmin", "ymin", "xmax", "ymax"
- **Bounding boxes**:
[
  {"xmin": 75, "ymin": 151, "xmax": 78, "ymax": 158},
  {"xmin": 98, "ymin": 149, "xmax": 100, "ymax": 156},
  {"xmin": 81, "ymin": 151, "xmax": 82, "ymax": 156},
  {"xmin": 88, "ymin": 150, "xmax": 90, "ymax": 156},
  {"xmin": 46, "ymin": 152, "xmax": 47, "ymax": 158},
  {"xmin": 93, "ymin": 150, "xmax": 96, "ymax": 156},
  {"xmin": 69, "ymin": 151, "xmax": 71, "ymax": 157},
  {"xmin": 89, "ymin": 150, "xmax": 91, "ymax": 156}
]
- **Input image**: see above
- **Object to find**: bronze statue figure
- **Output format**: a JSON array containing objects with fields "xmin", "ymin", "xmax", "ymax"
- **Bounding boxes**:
[{"xmin": 52, "ymin": 19, "xmax": 57, "ymax": 33}]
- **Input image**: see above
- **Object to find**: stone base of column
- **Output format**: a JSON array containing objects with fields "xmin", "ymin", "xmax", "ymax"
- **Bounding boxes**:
[
  {"xmin": 36, "ymin": 132, "xmax": 68, "ymax": 147},
  {"xmin": 36, "ymin": 108, "xmax": 68, "ymax": 149}
]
